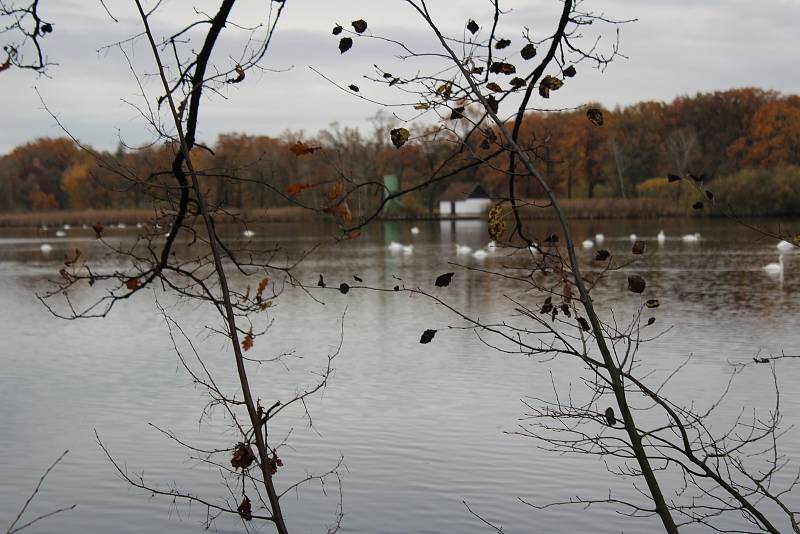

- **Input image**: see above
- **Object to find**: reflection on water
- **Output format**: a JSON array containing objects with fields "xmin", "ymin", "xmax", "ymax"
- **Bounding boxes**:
[{"xmin": 1, "ymin": 217, "xmax": 799, "ymax": 533}]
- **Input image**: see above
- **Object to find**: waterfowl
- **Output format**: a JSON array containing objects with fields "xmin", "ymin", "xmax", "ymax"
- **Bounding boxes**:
[
  {"xmin": 681, "ymin": 233, "xmax": 700, "ymax": 243},
  {"xmin": 763, "ymin": 255, "xmax": 784, "ymax": 274}
]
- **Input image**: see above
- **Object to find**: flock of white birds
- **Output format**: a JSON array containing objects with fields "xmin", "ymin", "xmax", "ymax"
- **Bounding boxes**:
[{"xmin": 36, "ymin": 223, "xmax": 796, "ymax": 275}]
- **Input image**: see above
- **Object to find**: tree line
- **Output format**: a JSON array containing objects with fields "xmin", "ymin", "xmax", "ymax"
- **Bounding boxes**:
[{"xmin": 1, "ymin": 86, "xmax": 798, "ymax": 216}]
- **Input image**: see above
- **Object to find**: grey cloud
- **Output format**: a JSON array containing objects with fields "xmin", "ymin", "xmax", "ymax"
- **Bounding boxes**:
[{"xmin": 1, "ymin": 0, "xmax": 799, "ymax": 152}]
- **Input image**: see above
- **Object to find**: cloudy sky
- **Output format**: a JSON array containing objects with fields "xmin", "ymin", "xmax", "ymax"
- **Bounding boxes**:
[{"xmin": 1, "ymin": 0, "xmax": 799, "ymax": 153}]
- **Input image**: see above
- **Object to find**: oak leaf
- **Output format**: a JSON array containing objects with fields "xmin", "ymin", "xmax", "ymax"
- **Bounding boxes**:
[
  {"xmin": 242, "ymin": 329, "xmax": 254, "ymax": 351},
  {"xmin": 289, "ymin": 141, "xmax": 322, "ymax": 156},
  {"xmin": 287, "ymin": 183, "xmax": 318, "ymax": 196}
]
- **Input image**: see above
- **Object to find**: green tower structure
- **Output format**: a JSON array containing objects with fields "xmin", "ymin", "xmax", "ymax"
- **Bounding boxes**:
[{"xmin": 382, "ymin": 174, "xmax": 400, "ymax": 214}]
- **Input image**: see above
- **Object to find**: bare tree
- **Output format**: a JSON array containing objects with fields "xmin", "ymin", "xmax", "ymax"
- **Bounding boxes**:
[
  {"xmin": 35, "ymin": 2, "xmax": 344, "ymax": 532},
  {"xmin": 309, "ymin": 1, "xmax": 799, "ymax": 532},
  {"xmin": 5, "ymin": 450, "xmax": 75, "ymax": 534},
  {"xmin": 17, "ymin": 1, "xmax": 800, "ymax": 533},
  {"xmin": 0, "ymin": 0, "xmax": 54, "ymax": 73}
]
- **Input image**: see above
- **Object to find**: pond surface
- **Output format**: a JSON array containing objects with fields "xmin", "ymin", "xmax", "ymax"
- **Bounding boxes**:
[{"xmin": 1, "ymin": 217, "xmax": 799, "ymax": 533}]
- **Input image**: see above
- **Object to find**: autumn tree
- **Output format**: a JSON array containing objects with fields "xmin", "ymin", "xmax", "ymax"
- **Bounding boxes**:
[{"xmin": 729, "ymin": 95, "xmax": 800, "ymax": 168}]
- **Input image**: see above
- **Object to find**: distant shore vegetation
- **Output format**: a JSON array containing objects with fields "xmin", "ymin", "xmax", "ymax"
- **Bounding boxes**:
[{"xmin": 2, "ymin": 87, "xmax": 798, "ymax": 223}]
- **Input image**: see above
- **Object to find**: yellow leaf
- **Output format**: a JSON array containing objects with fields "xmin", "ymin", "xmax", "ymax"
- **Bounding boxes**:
[
  {"xmin": 287, "ymin": 183, "xmax": 318, "ymax": 196},
  {"xmin": 390, "ymin": 127, "xmax": 410, "ymax": 148},
  {"xmin": 326, "ymin": 182, "xmax": 343, "ymax": 203}
]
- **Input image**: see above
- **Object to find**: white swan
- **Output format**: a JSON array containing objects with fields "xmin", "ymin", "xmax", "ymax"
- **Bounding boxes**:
[
  {"xmin": 402, "ymin": 245, "xmax": 414, "ymax": 255},
  {"xmin": 763, "ymin": 255, "xmax": 784, "ymax": 274},
  {"xmin": 40, "ymin": 243, "xmax": 53, "ymax": 253},
  {"xmin": 629, "ymin": 233, "xmax": 637, "ymax": 242},
  {"xmin": 657, "ymin": 230, "xmax": 666, "ymax": 244},
  {"xmin": 472, "ymin": 249, "xmax": 488, "ymax": 259},
  {"xmin": 55, "ymin": 230, "xmax": 66, "ymax": 238},
  {"xmin": 63, "ymin": 224, "xmax": 71, "ymax": 230},
  {"xmin": 117, "ymin": 222, "xmax": 127, "ymax": 229},
  {"xmin": 487, "ymin": 240, "xmax": 497, "ymax": 249},
  {"xmin": 410, "ymin": 226, "xmax": 420, "ymax": 235},
  {"xmin": 243, "ymin": 229, "xmax": 255, "ymax": 238},
  {"xmin": 582, "ymin": 239, "xmax": 594, "ymax": 249},
  {"xmin": 777, "ymin": 240, "xmax": 794, "ymax": 252},
  {"xmin": 136, "ymin": 222, "xmax": 144, "ymax": 229},
  {"xmin": 456, "ymin": 244, "xmax": 472, "ymax": 255},
  {"xmin": 388, "ymin": 241, "xmax": 404, "ymax": 252},
  {"xmin": 595, "ymin": 233, "xmax": 605, "ymax": 243},
  {"xmin": 681, "ymin": 233, "xmax": 701, "ymax": 243}
]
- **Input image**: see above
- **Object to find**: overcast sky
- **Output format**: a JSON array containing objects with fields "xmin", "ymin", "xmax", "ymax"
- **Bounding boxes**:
[{"xmin": 2, "ymin": 0, "xmax": 799, "ymax": 153}]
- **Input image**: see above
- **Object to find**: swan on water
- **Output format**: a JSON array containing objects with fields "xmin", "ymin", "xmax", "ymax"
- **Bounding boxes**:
[
  {"xmin": 777, "ymin": 240, "xmax": 794, "ymax": 251},
  {"xmin": 40, "ymin": 243, "xmax": 53, "ymax": 253},
  {"xmin": 629, "ymin": 233, "xmax": 637, "ymax": 242},
  {"xmin": 681, "ymin": 233, "xmax": 701, "ymax": 242},
  {"xmin": 582, "ymin": 239, "xmax": 594, "ymax": 249},
  {"xmin": 763, "ymin": 255, "xmax": 784, "ymax": 274},
  {"xmin": 595, "ymin": 233, "xmax": 605, "ymax": 243},
  {"xmin": 243, "ymin": 229, "xmax": 255, "ymax": 238},
  {"xmin": 410, "ymin": 226, "xmax": 420, "ymax": 235},
  {"xmin": 456, "ymin": 244, "xmax": 472, "ymax": 255},
  {"xmin": 472, "ymin": 249, "xmax": 488, "ymax": 259},
  {"xmin": 388, "ymin": 241, "xmax": 404, "ymax": 252},
  {"xmin": 55, "ymin": 230, "xmax": 66, "ymax": 238},
  {"xmin": 657, "ymin": 230, "xmax": 666, "ymax": 244},
  {"xmin": 487, "ymin": 240, "xmax": 497, "ymax": 249}
]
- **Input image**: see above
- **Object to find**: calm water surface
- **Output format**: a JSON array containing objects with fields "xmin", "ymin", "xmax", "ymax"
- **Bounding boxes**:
[{"xmin": 1, "ymin": 217, "xmax": 799, "ymax": 533}]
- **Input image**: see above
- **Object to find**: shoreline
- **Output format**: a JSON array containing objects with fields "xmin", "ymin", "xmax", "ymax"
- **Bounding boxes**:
[{"xmin": 0, "ymin": 198, "xmax": 790, "ymax": 228}]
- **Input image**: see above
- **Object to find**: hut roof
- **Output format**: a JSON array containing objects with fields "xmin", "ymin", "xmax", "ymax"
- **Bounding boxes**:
[{"xmin": 439, "ymin": 182, "xmax": 490, "ymax": 201}]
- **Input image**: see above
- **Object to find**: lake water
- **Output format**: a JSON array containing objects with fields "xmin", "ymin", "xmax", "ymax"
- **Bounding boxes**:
[{"xmin": 1, "ymin": 217, "xmax": 799, "ymax": 533}]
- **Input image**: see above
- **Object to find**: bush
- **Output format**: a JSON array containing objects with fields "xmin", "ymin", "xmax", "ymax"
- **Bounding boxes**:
[
  {"xmin": 636, "ymin": 177, "xmax": 671, "ymax": 197},
  {"xmin": 710, "ymin": 165, "xmax": 800, "ymax": 216},
  {"xmin": 636, "ymin": 177, "xmax": 698, "ymax": 209}
]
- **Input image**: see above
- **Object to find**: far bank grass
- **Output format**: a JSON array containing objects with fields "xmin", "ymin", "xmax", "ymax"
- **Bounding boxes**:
[
  {"xmin": 518, "ymin": 197, "xmax": 689, "ymax": 220},
  {"xmin": 0, "ymin": 207, "xmax": 311, "ymax": 228},
  {"xmin": 1, "ymin": 198, "xmax": 696, "ymax": 229}
]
